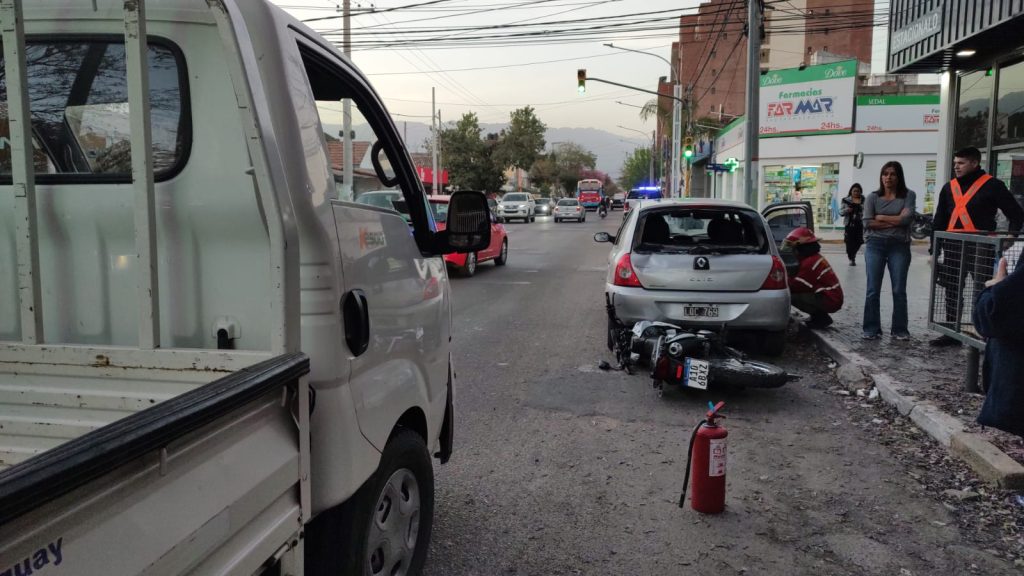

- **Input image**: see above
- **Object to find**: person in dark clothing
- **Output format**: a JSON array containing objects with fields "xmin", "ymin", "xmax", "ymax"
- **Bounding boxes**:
[
  {"xmin": 931, "ymin": 147, "xmax": 1024, "ymax": 346},
  {"xmin": 972, "ymin": 256, "xmax": 1024, "ymax": 438},
  {"xmin": 840, "ymin": 183, "xmax": 865, "ymax": 266}
]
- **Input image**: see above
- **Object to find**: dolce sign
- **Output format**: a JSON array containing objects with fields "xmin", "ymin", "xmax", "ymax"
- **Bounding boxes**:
[
  {"xmin": 759, "ymin": 60, "xmax": 857, "ymax": 138},
  {"xmin": 890, "ymin": 8, "xmax": 942, "ymax": 53}
]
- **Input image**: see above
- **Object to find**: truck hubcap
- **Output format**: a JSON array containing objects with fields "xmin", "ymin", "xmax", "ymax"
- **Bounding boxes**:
[{"xmin": 367, "ymin": 469, "xmax": 421, "ymax": 576}]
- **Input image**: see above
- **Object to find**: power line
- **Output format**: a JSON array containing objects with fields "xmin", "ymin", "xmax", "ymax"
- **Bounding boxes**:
[
  {"xmin": 302, "ymin": 0, "xmax": 460, "ymax": 22},
  {"xmin": 364, "ymin": 46, "xmax": 669, "ymax": 75}
]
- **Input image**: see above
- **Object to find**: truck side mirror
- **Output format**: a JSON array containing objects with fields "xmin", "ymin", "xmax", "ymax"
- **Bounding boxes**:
[{"xmin": 438, "ymin": 191, "xmax": 491, "ymax": 254}]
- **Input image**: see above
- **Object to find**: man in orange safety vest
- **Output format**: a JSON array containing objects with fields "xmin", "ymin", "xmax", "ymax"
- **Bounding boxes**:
[{"xmin": 930, "ymin": 147, "xmax": 1024, "ymax": 346}]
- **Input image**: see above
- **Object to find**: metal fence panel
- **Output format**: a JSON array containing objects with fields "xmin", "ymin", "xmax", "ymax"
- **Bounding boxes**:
[{"xmin": 929, "ymin": 231, "xmax": 1024, "ymax": 347}]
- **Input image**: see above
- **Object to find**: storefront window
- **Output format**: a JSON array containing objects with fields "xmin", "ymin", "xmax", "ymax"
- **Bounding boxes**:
[
  {"xmin": 996, "ymin": 59, "xmax": 1024, "ymax": 146},
  {"xmin": 762, "ymin": 163, "xmax": 838, "ymax": 226},
  {"xmin": 955, "ymin": 70, "xmax": 994, "ymax": 151},
  {"xmin": 994, "ymin": 147, "xmax": 1024, "ymax": 213}
]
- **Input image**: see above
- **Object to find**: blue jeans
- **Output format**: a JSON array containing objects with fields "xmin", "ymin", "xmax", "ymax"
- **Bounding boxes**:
[{"xmin": 863, "ymin": 237, "xmax": 912, "ymax": 336}]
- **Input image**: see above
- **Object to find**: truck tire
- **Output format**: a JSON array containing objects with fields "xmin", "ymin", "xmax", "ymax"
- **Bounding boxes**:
[{"xmin": 311, "ymin": 428, "xmax": 435, "ymax": 576}]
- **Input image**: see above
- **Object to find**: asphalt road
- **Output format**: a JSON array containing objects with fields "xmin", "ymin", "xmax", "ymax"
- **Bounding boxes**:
[{"xmin": 423, "ymin": 211, "xmax": 1017, "ymax": 576}]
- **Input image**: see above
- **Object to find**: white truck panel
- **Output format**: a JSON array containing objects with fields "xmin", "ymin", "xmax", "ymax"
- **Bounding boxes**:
[{"xmin": 0, "ymin": 388, "xmax": 303, "ymax": 576}]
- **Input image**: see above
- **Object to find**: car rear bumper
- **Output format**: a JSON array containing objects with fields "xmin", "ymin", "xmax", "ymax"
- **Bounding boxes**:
[
  {"xmin": 606, "ymin": 285, "xmax": 791, "ymax": 331},
  {"xmin": 444, "ymin": 252, "xmax": 468, "ymax": 267}
]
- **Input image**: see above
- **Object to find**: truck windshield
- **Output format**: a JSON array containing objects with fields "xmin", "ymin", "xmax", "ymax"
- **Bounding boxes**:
[{"xmin": 0, "ymin": 40, "xmax": 189, "ymax": 180}]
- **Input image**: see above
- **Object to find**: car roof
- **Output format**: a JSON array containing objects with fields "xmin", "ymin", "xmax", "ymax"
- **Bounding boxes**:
[{"xmin": 635, "ymin": 198, "xmax": 756, "ymax": 212}]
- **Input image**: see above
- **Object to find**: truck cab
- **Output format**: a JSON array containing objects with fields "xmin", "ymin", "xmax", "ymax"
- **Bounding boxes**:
[{"xmin": 0, "ymin": 1, "xmax": 489, "ymax": 574}]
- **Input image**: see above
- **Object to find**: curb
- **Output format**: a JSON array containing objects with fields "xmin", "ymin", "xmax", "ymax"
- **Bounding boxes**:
[{"xmin": 807, "ymin": 328, "xmax": 1024, "ymax": 489}]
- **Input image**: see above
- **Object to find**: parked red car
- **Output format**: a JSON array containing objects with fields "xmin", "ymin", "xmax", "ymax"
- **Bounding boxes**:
[{"xmin": 430, "ymin": 195, "xmax": 508, "ymax": 276}]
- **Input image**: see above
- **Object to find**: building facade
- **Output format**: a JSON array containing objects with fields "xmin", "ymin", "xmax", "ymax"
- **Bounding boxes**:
[
  {"xmin": 888, "ymin": 0, "xmax": 1024, "ymax": 208},
  {"xmin": 709, "ymin": 60, "xmax": 940, "ymax": 224},
  {"xmin": 676, "ymin": 0, "xmax": 875, "ymax": 123}
]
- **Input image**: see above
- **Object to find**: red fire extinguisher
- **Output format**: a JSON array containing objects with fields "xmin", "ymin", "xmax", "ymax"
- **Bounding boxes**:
[{"xmin": 679, "ymin": 401, "xmax": 727, "ymax": 514}]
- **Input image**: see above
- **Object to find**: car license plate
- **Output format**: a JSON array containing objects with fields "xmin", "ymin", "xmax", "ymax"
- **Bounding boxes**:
[
  {"xmin": 682, "ymin": 304, "xmax": 719, "ymax": 318},
  {"xmin": 684, "ymin": 358, "xmax": 710, "ymax": 390}
]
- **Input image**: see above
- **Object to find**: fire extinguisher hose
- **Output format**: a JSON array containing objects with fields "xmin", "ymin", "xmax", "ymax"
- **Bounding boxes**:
[{"xmin": 678, "ymin": 419, "xmax": 706, "ymax": 508}]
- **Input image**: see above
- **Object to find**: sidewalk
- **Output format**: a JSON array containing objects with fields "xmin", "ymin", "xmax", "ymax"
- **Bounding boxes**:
[{"xmin": 810, "ymin": 243, "xmax": 1024, "ymax": 488}]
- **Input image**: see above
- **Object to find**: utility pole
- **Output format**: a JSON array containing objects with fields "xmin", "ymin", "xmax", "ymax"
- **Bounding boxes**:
[
  {"xmin": 744, "ymin": 0, "xmax": 762, "ymax": 208},
  {"xmin": 670, "ymin": 83, "xmax": 682, "ymax": 198},
  {"xmin": 437, "ymin": 109, "xmax": 442, "ymax": 193},
  {"xmin": 341, "ymin": 0, "xmax": 353, "ymax": 201},
  {"xmin": 431, "ymin": 87, "xmax": 439, "ymax": 195}
]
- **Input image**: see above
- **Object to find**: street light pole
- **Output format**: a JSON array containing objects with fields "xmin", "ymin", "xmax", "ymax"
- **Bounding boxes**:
[
  {"xmin": 617, "ymin": 125, "xmax": 655, "ymax": 186},
  {"xmin": 603, "ymin": 43, "xmax": 680, "ymax": 197}
]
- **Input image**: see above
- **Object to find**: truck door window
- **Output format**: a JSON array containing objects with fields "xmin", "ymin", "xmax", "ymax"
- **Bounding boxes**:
[
  {"xmin": 296, "ymin": 49, "xmax": 403, "ymax": 206},
  {"xmin": 0, "ymin": 39, "xmax": 190, "ymax": 181}
]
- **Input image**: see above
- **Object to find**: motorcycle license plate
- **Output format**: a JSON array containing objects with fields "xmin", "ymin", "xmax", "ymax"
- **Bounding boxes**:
[
  {"xmin": 684, "ymin": 358, "xmax": 710, "ymax": 390},
  {"xmin": 683, "ymin": 305, "xmax": 719, "ymax": 318}
]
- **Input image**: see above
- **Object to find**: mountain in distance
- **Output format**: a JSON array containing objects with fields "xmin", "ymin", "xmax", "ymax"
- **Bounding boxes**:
[{"xmin": 323, "ymin": 121, "xmax": 647, "ymax": 180}]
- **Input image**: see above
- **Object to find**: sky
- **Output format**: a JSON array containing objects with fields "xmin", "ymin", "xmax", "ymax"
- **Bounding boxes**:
[{"xmin": 271, "ymin": 0, "xmax": 892, "ymax": 142}]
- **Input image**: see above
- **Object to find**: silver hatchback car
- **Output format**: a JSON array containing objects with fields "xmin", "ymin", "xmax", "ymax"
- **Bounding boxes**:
[{"xmin": 595, "ymin": 199, "xmax": 813, "ymax": 356}]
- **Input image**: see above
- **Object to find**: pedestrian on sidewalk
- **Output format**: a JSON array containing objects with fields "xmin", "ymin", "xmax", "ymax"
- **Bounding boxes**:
[
  {"xmin": 841, "ymin": 183, "xmax": 865, "ymax": 266},
  {"xmin": 784, "ymin": 227, "xmax": 844, "ymax": 329},
  {"xmin": 862, "ymin": 161, "xmax": 916, "ymax": 341},
  {"xmin": 930, "ymin": 146, "xmax": 1024, "ymax": 347},
  {"xmin": 972, "ymin": 256, "xmax": 1024, "ymax": 438}
]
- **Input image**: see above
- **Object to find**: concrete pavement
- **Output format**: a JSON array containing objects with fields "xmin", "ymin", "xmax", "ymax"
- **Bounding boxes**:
[{"xmin": 810, "ymin": 242, "xmax": 1024, "ymax": 488}]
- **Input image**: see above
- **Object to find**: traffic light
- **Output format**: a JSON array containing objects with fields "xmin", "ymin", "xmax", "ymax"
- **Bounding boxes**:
[
  {"xmin": 683, "ymin": 136, "xmax": 694, "ymax": 161},
  {"xmin": 577, "ymin": 69, "xmax": 586, "ymax": 94}
]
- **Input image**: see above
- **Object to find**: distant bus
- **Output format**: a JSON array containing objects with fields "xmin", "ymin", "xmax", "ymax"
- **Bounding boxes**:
[{"xmin": 576, "ymin": 178, "xmax": 604, "ymax": 211}]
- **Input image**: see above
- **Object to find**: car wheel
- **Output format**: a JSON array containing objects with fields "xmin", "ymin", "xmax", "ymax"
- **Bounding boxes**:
[
  {"xmin": 463, "ymin": 252, "xmax": 477, "ymax": 277},
  {"xmin": 759, "ymin": 331, "xmax": 786, "ymax": 357},
  {"xmin": 307, "ymin": 428, "xmax": 434, "ymax": 576},
  {"xmin": 495, "ymin": 239, "xmax": 508, "ymax": 266}
]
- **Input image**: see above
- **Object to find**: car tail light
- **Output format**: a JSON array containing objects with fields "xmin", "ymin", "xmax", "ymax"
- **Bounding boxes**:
[
  {"xmin": 613, "ymin": 253, "xmax": 643, "ymax": 287},
  {"xmin": 760, "ymin": 255, "xmax": 788, "ymax": 290}
]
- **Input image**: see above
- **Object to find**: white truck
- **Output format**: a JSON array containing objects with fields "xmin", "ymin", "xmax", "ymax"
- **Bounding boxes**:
[{"xmin": 0, "ymin": 1, "xmax": 490, "ymax": 574}]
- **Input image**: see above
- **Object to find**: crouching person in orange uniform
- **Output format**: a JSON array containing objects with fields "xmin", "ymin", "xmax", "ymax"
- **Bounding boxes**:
[{"xmin": 783, "ymin": 227, "xmax": 844, "ymax": 329}]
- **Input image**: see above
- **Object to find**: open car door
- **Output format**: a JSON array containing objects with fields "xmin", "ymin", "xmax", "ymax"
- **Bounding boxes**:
[{"xmin": 762, "ymin": 201, "xmax": 815, "ymax": 278}]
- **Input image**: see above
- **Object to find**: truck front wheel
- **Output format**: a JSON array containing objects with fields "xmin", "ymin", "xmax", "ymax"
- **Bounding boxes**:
[{"xmin": 310, "ymin": 428, "xmax": 434, "ymax": 576}]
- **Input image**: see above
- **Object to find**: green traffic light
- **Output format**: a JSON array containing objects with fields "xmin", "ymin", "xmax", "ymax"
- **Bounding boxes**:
[{"xmin": 578, "ymin": 83, "xmax": 586, "ymax": 94}]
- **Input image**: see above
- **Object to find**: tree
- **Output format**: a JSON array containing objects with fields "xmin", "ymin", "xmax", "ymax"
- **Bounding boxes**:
[
  {"xmin": 620, "ymin": 147, "xmax": 653, "ymax": 191},
  {"xmin": 496, "ymin": 106, "xmax": 547, "ymax": 178},
  {"xmin": 528, "ymin": 142, "xmax": 596, "ymax": 196},
  {"xmin": 437, "ymin": 112, "xmax": 505, "ymax": 192}
]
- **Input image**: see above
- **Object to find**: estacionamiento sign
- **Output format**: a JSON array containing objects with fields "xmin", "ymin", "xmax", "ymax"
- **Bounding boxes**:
[
  {"xmin": 759, "ymin": 60, "xmax": 857, "ymax": 138},
  {"xmin": 889, "ymin": 7, "xmax": 943, "ymax": 54}
]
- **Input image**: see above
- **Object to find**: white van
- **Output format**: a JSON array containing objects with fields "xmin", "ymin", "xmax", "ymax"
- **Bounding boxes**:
[{"xmin": 0, "ymin": 1, "xmax": 490, "ymax": 574}]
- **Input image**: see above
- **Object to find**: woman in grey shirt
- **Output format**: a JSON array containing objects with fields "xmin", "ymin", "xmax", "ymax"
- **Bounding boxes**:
[{"xmin": 862, "ymin": 161, "xmax": 916, "ymax": 340}]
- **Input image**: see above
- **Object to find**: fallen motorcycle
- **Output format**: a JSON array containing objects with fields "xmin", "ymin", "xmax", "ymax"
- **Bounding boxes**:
[{"xmin": 609, "ymin": 318, "xmax": 797, "ymax": 391}]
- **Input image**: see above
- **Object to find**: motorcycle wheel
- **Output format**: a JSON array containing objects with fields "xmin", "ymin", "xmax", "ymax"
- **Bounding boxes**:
[{"xmin": 709, "ymin": 357, "xmax": 789, "ymax": 388}]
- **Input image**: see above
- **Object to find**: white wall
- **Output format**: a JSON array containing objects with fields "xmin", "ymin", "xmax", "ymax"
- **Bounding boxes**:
[{"xmin": 712, "ymin": 129, "xmax": 936, "ymax": 212}]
